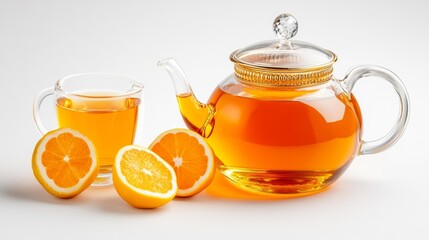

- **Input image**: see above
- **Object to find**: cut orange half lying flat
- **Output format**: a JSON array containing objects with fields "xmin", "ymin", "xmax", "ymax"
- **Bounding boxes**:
[
  {"xmin": 149, "ymin": 129, "xmax": 215, "ymax": 197},
  {"xmin": 32, "ymin": 128, "xmax": 98, "ymax": 198},
  {"xmin": 112, "ymin": 145, "xmax": 177, "ymax": 208}
]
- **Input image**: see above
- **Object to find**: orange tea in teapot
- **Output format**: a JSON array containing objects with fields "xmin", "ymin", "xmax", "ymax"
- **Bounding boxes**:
[{"xmin": 178, "ymin": 82, "xmax": 362, "ymax": 193}]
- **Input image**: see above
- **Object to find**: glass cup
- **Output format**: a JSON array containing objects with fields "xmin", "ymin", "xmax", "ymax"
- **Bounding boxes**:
[{"xmin": 33, "ymin": 73, "xmax": 144, "ymax": 186}]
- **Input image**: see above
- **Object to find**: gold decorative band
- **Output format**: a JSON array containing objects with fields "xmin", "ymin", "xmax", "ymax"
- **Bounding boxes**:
[{"xmin": 234, "ymin": 64, "xmax": 333, "ymax": 87}]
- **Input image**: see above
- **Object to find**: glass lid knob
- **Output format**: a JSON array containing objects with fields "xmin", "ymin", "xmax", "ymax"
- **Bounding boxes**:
[{"xmin": 273, "ymin": 13, "xmax": 298, "ymax": 45}]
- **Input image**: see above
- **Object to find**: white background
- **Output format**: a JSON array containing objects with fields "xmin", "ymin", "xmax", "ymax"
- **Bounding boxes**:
[{"xmin": 1, "ymin": 0, "xmax": 428, "ymax": 239}]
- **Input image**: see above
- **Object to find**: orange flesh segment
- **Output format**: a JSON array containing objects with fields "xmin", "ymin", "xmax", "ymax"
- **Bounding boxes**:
[
  {"xmin": 151, "ymin": 132, "xmax": 208, "ymax": 190},
  {"xmin": 41, "ymin": 133, "xmax": 92, "ymax": 188},
  {"xmin": 120, "ymin": 149, "xmax": 173, "ymax": 193}
]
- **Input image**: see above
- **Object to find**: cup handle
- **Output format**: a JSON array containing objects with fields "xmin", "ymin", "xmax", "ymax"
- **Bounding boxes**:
[
  {"xmin": 33, "ymin": 88, "xmax": 54, "ymax": 135},
  {"xmin": 342, "ymin": 65, "xmax": 410, "ymax": 155}
]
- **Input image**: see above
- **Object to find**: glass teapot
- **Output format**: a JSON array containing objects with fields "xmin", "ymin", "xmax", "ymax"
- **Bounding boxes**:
[{"xmin": 158, "ymin": 14, "xmax": 410, "ymax": 195}]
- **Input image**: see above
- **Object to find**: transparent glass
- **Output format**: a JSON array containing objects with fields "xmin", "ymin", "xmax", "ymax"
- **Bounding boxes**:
[
  {"xmin": 33, "ymin": 73, "xmax": 144, "ymax": 186},
  {"xmin": 201, "ymin": 76, "xmax": 362, "ymax": 194},
  {"xmin": 157, "ymin": 13, "xmax": 409, "ymax": 195},
  {"xmin": 231, "ymin": 40, "xmax": 336, "ymax": 69},
  {"xmin": 231, "ymin": 13, "xmax": 336, "ymax": 69},
  {"xmin": 159, "ymin": 58, "xmax": 410, "ymax": 195}
]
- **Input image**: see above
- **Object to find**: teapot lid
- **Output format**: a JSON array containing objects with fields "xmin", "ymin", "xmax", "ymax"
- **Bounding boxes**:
[{"xmin": 230, "ymin": 13, "xmax": 337, "ymax": 87}]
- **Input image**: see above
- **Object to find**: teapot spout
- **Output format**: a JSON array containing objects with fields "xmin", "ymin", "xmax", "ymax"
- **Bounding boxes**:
[
  {"xmin": 158, "ymin": 58, "xmax": 192, "ymax": 96},
  {"xmin": 158, "ymin": 58, "xmax": 215, "ymax": 137}
]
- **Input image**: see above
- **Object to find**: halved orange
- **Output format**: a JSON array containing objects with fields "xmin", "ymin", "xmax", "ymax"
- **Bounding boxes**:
[
  {"xmin": 149, "ymin": 129, "xmax": 215, "ymax": 197},
  {"xmin": 112, "ymin": 145, "xmax": 177, "ymax": 208},
  {"xmin": 32, "ymin": 128, "xmax": 98, "ymax": 198}
]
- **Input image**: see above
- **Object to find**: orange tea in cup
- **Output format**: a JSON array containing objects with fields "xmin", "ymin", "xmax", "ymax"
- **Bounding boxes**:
[
  {"xmin": 34, "ymin": 74, "xmax": 144, "ymax": 186},
  {"xmin": 57, "ymin": 92, "xmax": 140, "ymax": 178}
]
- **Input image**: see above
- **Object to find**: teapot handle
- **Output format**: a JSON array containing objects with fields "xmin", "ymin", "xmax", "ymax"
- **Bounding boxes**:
[{"xmin": 342, "ymin": 65, "xmax": 410, "ymax": 155}]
